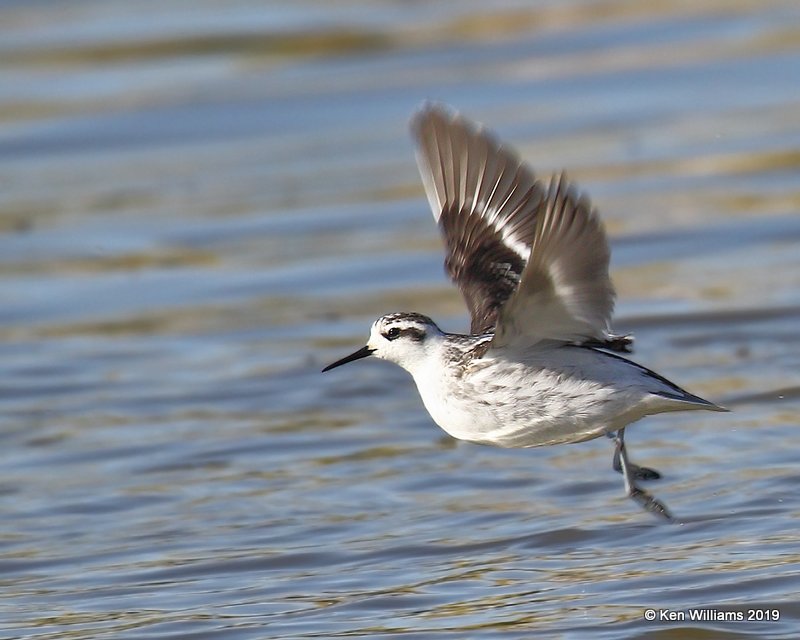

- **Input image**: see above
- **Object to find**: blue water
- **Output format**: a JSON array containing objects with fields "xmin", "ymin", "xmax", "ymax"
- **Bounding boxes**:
[{"xmin": 1, "ymin": 1, "xmax": 799, "ymax": 638}]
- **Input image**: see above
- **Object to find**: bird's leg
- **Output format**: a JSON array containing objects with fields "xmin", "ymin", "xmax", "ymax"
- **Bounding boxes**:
[
  {"xmin": 606, "ymin": 431, "xmax": 661, "ymax": 480},
  {"xmin": 613, "ymin": 428, "xmax": 674, "ymax": 522}
]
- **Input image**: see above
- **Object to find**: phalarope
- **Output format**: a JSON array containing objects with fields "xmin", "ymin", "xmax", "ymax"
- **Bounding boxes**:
[{"xmin": 323, "ymin": 104, "xmax": 726, "ymax": 521}]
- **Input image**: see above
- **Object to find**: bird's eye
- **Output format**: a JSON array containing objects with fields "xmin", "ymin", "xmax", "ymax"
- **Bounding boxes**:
[{"xmin": 385, "ymin": 327, "xmax": 401, "ymax": 340}]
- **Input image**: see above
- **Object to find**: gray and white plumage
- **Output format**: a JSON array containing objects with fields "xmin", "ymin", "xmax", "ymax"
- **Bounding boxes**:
[
  {"xmin": 323, "ymin": 104, "xmax": 726, "ymax": 520},
  {"xmin": 412, "ymin": 108, "xmax": 628, "ymax": 350}
]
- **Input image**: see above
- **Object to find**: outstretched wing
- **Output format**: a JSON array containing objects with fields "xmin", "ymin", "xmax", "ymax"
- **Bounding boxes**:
[
  {"xmin": 411, "ymin": 104, "xmax": 546, "ymax": 334},
  {"xmin": 412, "ymin": 104, "xmax": 627, "ymax": 351},
  {"xmin": 491, "ymin": 173, "xmax": 616, "ymax": 349}
]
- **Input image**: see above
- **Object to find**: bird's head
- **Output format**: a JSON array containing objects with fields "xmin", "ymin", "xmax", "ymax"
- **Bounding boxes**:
[{"xmin": 322, "ymin": 312, "xmax": 444, "ymax": 374}]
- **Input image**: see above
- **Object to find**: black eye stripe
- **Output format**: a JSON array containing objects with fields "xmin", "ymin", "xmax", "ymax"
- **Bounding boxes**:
[{"xmin": 383, "ymin": 326, "xmax": 426, "ymax": 342}]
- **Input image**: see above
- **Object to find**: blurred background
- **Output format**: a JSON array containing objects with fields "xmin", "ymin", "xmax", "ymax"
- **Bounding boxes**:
[{"xmin": 1, "ymin": 1, "xmax": 799, "ymax": 638}]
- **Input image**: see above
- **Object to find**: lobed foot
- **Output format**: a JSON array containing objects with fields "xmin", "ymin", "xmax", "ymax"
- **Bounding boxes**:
[
  {"xmin": 612, "ymin": 448, "xmax": 661, "ymax": 481},
  {"xmin": 629, "ymin": 486, "xmax": 674, "ymax": 522},
  {"xmin": 612, "ymin": 428, "xmax": 676, "ymax": 523}
]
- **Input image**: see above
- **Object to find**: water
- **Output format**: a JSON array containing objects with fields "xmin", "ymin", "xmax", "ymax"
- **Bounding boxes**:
[{"xmin": 1, "ymin": 1, "xmax": 799, "ymax": 638}]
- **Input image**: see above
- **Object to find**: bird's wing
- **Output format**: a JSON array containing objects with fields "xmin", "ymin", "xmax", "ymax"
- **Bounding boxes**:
[
  {"xmin": 411, "ymin": 104, "xmax": 546, "ymax": 334},
  {"xmin": 490, "ymin": 172, "xmax": 616, "ymax": 349}
]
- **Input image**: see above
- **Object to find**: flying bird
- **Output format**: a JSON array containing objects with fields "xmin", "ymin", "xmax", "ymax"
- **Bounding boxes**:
[{"xmin": 323, "ymin": 104, "xmax": 726, "ymax": 520}]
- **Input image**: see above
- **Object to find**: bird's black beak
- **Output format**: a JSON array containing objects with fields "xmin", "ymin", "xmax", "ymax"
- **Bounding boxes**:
[{"xmin": 322, "ymin": 345, "xmax": 375, "ymax": 372}]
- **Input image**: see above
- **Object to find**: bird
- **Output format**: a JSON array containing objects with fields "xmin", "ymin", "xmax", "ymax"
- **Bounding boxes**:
[{"xmin": 322, "ymin": 104, "xmax": 726, "ymax": 521}]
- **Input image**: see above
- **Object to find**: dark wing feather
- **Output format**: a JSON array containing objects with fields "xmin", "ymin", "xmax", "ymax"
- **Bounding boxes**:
[
  {"xmin": 411, "ymin": 104, "xmax": 632, "ymax": 352},
  {"xmin": 492, "ymin": 173, "xmax": 618, "ymax": 349},
  {"xmin": 411, "ymin": 104, "xmax": 546, "ymax": 334}
]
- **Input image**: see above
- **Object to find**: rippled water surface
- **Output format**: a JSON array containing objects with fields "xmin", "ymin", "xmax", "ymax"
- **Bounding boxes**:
[{"xmin": 1, "ymin": 1, "xmax": 800, "ymax": 638}]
